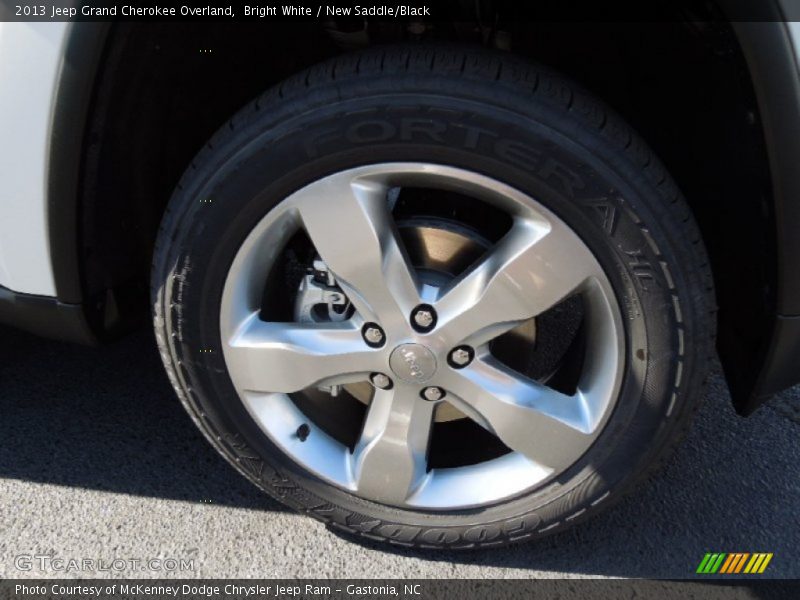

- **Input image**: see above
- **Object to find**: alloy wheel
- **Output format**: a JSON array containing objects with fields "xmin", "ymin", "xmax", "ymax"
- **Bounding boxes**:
[{"xmin": 219, "ymin": 163, "xmax": 624, "ymax": 510}]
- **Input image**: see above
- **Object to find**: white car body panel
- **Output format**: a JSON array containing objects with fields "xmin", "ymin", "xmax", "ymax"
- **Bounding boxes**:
[{"xmin": 0, "ymin": 22, "xmax": 70, "ymax": 296}]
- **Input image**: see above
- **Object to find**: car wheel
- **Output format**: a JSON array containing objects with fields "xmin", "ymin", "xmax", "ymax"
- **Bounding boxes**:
[{"xmin": 152, "ymin": 45, "xmax": 715, "ymax": 549}]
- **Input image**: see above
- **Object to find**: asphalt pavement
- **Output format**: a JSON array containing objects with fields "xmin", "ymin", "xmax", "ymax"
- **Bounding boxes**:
[{"xmin": 0, "ymin": 323, "xmax": 797, "ymax": 579}]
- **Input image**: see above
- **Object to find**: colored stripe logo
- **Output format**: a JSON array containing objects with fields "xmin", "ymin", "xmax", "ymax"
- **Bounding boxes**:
[{"xmin": 696, "ymin": 553, "xmax": 773, "ymax": 574}]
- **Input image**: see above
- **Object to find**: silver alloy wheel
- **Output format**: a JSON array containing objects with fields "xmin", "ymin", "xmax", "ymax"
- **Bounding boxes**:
[{"xmin": 220, "ymin": 163, "xmax": 624, "ymax": 510}]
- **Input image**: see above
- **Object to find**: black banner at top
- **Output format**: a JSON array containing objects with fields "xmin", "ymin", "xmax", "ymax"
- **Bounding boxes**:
[{"xmin": 0, "ymin": 0, "xmax": 797, "ymax": 22}]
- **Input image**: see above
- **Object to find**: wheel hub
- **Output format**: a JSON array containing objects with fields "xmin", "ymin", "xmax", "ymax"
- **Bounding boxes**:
[{"xmin": 389, "ymin": 343, "xmax": 438, "ymax": 384}]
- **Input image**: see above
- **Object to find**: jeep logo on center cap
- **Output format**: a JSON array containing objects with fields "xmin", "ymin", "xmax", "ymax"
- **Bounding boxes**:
[{"xmin": 389, "ymin": 344, "xmax": 437, "ymax": 383}]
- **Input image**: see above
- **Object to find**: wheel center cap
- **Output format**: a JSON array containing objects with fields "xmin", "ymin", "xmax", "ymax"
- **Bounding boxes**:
[{"xmin": 389, "ymin": 344, "xmax": 437, "ymax": 383}]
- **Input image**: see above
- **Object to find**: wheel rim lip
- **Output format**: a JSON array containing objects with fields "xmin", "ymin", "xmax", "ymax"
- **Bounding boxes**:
[{"xmin": 219, "ymin": 162, "xmax": 625, "ymax": 510}]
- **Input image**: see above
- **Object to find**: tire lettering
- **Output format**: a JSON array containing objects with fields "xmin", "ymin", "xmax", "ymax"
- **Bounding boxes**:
[
  {"xmin": 494, "ymin": 138, "xmax": 542, "ymax": 170},
  {"xmin": 585, "ymin": 199, "xmax": 619, "ymax": 236},
  {"xmin": 503, "ymin": 515, "xmax": 541, "ymax": 536},
  {"xmin": 376, "ymin": 524, "xmax": 421, "ymax": 543},
  {"xmin": 304, "ymin": 127, "xmax": 339, "ymax": 158},
  {"xmin": 419, "ymin": 528, "xmax": 460, "ymax": 545},
  {"xmin": 400, "ymin": 118, "xmax": 446, "ymax": 142},
  {"xmin": 464, "ymin": 525, "xmax": 501, "ymax": 543},
  {"xmin": 303, "ymin": 117, "xmax": 585, "ymax": 197},
  {"xmin": 624, "ymin": 248, "xmax": 657, "ymax": 292},
  {"xmin": 346, "ymin": 120, "xmax": 396, "ymax": 143},
  {"xmin": 538, "ymin": 157, "xmax": 584, "ymax": 198},
  {"xmin": 452, "ymin": 122, "xmax": 498, "ymax": 149}
]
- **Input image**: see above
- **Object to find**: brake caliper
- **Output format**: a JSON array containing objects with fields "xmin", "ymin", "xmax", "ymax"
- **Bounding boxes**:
[
  {"xmin": 294, "ymin": 259, "xmax": 351, "ymax": 397},
  {"xmin": 294, "ymin": 259, "xmax": 350, "ymax": 324}
]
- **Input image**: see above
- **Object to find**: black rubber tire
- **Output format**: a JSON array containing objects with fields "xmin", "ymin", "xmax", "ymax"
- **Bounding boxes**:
[{"xmin": 152, "ymin": 44, "xmax": 716, "ymax": 549}]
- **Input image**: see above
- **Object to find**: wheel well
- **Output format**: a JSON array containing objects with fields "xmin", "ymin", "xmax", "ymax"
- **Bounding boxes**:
[{"xmin": 75, "ymin": 18, "xmax": 774, "ymax": 374}]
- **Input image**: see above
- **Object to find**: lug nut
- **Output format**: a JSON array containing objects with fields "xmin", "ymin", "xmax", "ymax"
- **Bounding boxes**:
[
  {"xmin": 413, "ymin": 310, "xmax": 434, "ymax": 328},
  {"xmin": 449, "ymin": 346, "xmax": 474, "ymax": 368},
  {"xmin": 411, "ymin": 305, "xmax": 437, "ymax": 332},
  {"xmin": 370, "ymin": 373, "xmax": 392, "ymax": 390},
  {"xmin": 362, "ymin": 323, "xmax": 385, "ymax": 347},
  {"xmin": 421, "ymin": 386, "xmax": 445, "ymax": 402}
]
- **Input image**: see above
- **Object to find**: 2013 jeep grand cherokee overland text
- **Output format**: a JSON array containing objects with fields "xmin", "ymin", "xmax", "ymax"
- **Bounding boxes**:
[{"xmin": 1, "ymin": 2, "xmax": 799, "ymax": 549}]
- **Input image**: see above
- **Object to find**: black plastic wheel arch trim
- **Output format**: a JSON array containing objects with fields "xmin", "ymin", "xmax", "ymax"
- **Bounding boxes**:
[
  {"xmin": 47, "ymin": 22, "xmax": 111, "ymax": 305},
  {"xmin": 718, "ymin": 1, "xmax": 800, "ymax": 411},
  {"xmin": 0, "ymin": 285, "xmax": 98, "ymax": 345}
]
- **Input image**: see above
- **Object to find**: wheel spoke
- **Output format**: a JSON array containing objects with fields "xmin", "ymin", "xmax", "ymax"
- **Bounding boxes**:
[
  {"xmin": 440, "ymin": 356, "xmax": 594, "ymax": 471},
  {"xmin": 294, "ymin": 173, "xmax": 420, "ymax": 332},
  {"xmin": 352, "ymin": 385, "xmax": 435, "ymax": 504},
  {"xmin": 225, "ymin": 313, "xmax": 378, "ymax": 393},
  {"xmin": 434, "ymin": 218, "xmax": 597, "ymax": 347}
]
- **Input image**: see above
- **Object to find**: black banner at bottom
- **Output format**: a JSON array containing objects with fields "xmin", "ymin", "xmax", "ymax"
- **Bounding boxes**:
[{"xmin": 1, "ymin": 580, "xmax": 799, "ymax": 600}]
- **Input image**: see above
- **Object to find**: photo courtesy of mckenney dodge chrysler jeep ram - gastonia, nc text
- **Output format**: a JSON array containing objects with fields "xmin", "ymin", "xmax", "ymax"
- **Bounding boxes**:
[{"xmin": 0, "ymin": 0, "xmax": 799, "ymax": 550}]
